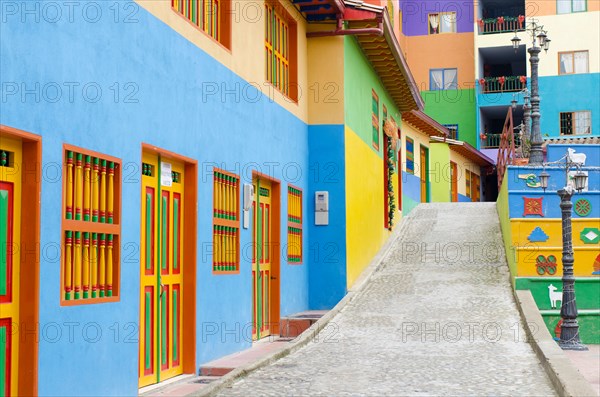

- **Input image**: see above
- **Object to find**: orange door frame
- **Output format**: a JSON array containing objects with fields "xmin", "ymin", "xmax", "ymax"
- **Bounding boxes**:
[{"xmin": 0, "ymin": 125, "xmax": 41, "ymax": 397}]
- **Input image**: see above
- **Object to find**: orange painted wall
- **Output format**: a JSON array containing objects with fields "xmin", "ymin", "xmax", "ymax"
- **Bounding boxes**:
[
  {"xmin": 402, "ymin": 32, "xmax": 475, "ymax": 90},
  {"xmin": 527, "ymin": 0, "xmax": 600, "ymax": 16}
]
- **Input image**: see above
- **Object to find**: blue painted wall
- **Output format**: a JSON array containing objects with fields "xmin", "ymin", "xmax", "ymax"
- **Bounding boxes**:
[
  {"xmin": 1, "ymin": 2, "xmax": 310, "ymax": 395},
  {"xmin": 505, "ymin": 163, "xmax": 600, "ymax": 219},
  {"xmin": 547, "ymin": 144, "xmax": 600, "ymax": 165},
  {"xmin": 539, "ymin": 74, "xmax": 600, "ymax": 138},
  {"xmin": 402, "ymin": 171, "xmax": 421, "ymax": 214},
  {"xmin": 458, "ymin": 194, "xmax": 471, "ymax": 202},
  {"xmin": 307, "ymin": 125, "xmax": 347, "ymax": 309}
]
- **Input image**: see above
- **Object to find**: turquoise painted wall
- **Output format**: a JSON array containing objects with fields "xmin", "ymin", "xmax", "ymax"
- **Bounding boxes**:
[
  {"xmin": 538, "ymin": 73, "xmax": 600, "ymax": 137},
  {"xmin": 422, "ymin": 88, "xmax": 477, "ymax": 147},
  {"xmin": 1, "ymin": 3, "xmax": 310, "ymax": 395}
]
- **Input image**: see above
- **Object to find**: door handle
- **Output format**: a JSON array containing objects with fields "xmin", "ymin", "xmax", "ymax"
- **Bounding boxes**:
[
  {"xmin": 160, "ymin": 283, "xmax": 165, "ymax": 297},
  {"xmin": 270, "ymin": 276, "xmax": 277, "ymax": 280}
]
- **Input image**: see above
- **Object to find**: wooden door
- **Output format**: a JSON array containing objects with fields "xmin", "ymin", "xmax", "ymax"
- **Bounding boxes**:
[
  {"xmin": 420, "ymin": 146, "xmax": 429, "ymax": 203},
  {"xmin": 0, "ymin": 138, "xmax": 21, "ymax": 397},
  {"xmin": 450, "ymin": 162, "xmax": 458, "ymax": 202},
  {"xmin": 139, "ymin": 153, "xmax": 184, "ymax": 387},
  {"xmin": 252, "ymin": 178, "xmax": 272, "ymax": 340}
]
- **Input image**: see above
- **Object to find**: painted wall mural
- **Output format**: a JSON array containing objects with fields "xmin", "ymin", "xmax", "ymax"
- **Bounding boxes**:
[
  {"xmin": 523, "ymin": 197, "xmax": 544, "ymax": 217},
  {"xmin": 527, "ymin": 227, "xmax": 549, "ymax": 242},
  {"xmin": 580, "ymin": 228, "xmax": 600, "ymax": 244}
]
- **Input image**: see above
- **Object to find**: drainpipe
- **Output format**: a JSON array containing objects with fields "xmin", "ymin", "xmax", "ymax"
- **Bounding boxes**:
[{"xmin": 306, "ymin": 17, "xmax": 383, "ymax": 38}]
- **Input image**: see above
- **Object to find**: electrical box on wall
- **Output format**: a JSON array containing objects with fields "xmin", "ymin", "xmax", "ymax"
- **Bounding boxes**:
[
  {"xmin": 243, "ymin": 183, "xmax": 254, "ymax": 228},
  {"xmin": 315, "ymin": 191, "xmax": 329, "ymax": 225}
]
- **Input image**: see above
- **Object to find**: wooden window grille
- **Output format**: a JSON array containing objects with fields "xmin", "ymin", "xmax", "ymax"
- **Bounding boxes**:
[
  {"xmin": 466, "ymin": 170, "xmax": 472, "ymax": 198},
  {"xmin": 213, "ymin": 169, "xmax": 240, "ymax": 273},
  {"xmin": 405, "ymin": 137, "xmax": 414, "ymax": 174},
  {"xmin": 61, "ymin": 146, "xmax": 121, "ymax": 303},
  {"xmin": 172, "ymin": 0, "xmax": 228, "ymax": 45},
  {"xmin": 287, "ymin": 185, "xmax": 302, "ymax": 264},
  {"xmin": 265, "ymin": 2, "xmax": 291, "ymax": 97},
  {"xmin": 372, "ymin": 90, "xmax": 380, "ymax": 150}
]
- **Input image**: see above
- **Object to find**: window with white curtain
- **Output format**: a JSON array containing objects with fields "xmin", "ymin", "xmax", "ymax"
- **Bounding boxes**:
[
  {"xmin": 559, "ymin": 51, "xmax": 588, "ymax": 74},
  {"xmin": 557, "ymin": 0, "xmax": 587, "ymax": 13},
  {"xmin": 560, "ymin": 111, "xmax": 591, "ymax": 135},
  {"xmin": 430, "ymin": 68, "xmax": 458, "ymax": 90},
  {"xmin": 429, "ymin": 12, "xmax": 456, "ymax": 34}
]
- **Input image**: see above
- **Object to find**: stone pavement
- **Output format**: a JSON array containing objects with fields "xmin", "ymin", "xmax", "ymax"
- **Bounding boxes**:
[{"xmin": 216, "ymin": 203, "xmax": 557, "ymax": 396}]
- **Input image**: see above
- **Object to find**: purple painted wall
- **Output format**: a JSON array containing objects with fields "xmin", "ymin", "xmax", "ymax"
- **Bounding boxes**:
[{"xmin": 400, "ymin": 0, "xmax": 475, "ymax": 36}]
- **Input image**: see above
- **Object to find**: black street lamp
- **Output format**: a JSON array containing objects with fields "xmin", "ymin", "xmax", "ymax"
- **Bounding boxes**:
[
  {"xmin": 540, "ymin": 151, "xmax": 589, "ymax": 351},
  {"xmin": 511, "ymin": 19, "xmax": 550, "ymax": 166},
  {"xmin": 512, "ymin": 88, "xmax": 531, "ymax": 141}
]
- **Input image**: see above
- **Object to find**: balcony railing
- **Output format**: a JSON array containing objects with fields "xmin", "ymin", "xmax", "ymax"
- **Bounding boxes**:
[
  {"xmin": 479, "ymin": 76, "xmax": 527, "ymax": 94},
  {"xmin": 482, "ymin": 132, "xmax": 521, "ymax": 149},
  {"xmin": 478, "ymin": 16, "xmax": 525, "ymax": 34}
]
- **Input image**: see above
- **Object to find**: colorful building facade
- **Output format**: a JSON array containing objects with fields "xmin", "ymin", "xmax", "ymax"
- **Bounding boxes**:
[
  {"xmin": 1, "ymin": 0, "xmax": 492, "ymax": 395},
  {"xmin": 397, "ymin": 0, "xmax": 600, "ymax": 180},
  {"xmin": 497, "ymin": 144, "xmax": 600, "ymax": 343}
]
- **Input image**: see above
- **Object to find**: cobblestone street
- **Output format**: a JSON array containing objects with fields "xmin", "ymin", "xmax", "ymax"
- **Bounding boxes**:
[{"xmin": 217, "ymin": 203, "xmax": 557, "ymax": 396}]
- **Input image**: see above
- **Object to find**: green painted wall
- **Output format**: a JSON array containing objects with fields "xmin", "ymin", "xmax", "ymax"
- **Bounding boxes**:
[
  {"xmin": 497, "ymin": 175, "xmax": 516, "ymax": 283},
  {"xmin": 429, "ymin": 143, "xmax": 451, "ymax": 202},
  {"xmin": 344, "ymin": 36, "xmax": 401, "ymax": 155},
  {"xmin": 421, "ymin": 89, "xmax": 477, "ymax": 147}
]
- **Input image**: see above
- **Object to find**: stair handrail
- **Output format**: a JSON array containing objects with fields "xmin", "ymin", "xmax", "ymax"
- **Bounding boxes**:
[{"xmin": 497, "ymin": 107, "xmax": 515, "ymax": 190}]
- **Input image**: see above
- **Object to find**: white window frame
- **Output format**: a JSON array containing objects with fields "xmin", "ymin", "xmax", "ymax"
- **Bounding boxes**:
[{"xmin": 428, "ymin": 12, "xmax": 456, "ymax": 34}]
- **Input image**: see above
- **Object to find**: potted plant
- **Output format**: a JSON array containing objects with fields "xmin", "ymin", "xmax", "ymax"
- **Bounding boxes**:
[{"xmin": 518, "ymin": 15, "xmax": 525, "ymax": 29}]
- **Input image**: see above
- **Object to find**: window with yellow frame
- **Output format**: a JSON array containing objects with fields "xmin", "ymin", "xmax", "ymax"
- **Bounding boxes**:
[
  {"xmin": 265, "ymin": 1, "xmax": 297, "ymax": 100},
  {"xmin": 172, "ymin": 0, "xmax": 231, "ymax": 48}
]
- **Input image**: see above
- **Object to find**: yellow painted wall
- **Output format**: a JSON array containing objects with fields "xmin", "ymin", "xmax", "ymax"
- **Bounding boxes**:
[
  {"xmin": 136, "ymin": 0, "xmax": 309, "ymax": 122},
  {"xmin": 307, "ymin": 31, "xmax": 345, "ymax": 124},
  {"xmin": 449, "ymin": 149, "xmax": 481, "ymax": 197},
  {"xmin": 345, "ymin": 126, "xmax": 392, "ymax": 288},
  {"xmin": 533, "ymin": 12, "xmax": 600, "ymax": 77},
  {"xmin": 511, "ymin": 218, "xmax": 600, "ymax": 276}
]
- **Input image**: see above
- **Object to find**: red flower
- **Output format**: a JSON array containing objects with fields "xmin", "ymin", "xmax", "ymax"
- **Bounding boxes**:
[
  {"xmin": 477, "ymin": 18, "xmax": 484, "ymax": 27},
  {"xmin": 497, "ymin": 16, "xmax": 505, "ymax": 24},
  {"xmin": 498, "ymin": 76, "xmax": 506, "ymax": 86},
  {"xmin": 518, "ymin": 15, "xmax": 525, "ymax": 23},
  {"xmin": 519, "ymin": 76, "xmax": 527, "ymax": 84},
  {"xmin": 479, "ymin": 78, "xmax": 486, "ymax": 86}
]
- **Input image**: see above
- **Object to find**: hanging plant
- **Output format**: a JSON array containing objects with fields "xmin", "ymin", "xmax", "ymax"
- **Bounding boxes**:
[{"xmin": 385, "ymin": 136, "xmax": 395, "ymax": 231}]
